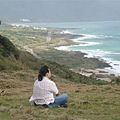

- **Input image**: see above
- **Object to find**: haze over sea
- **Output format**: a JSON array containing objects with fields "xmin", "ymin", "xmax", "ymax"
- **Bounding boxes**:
[{"xmin": 15, "ymin": 21, "xmax": 120, "ymax": 76}]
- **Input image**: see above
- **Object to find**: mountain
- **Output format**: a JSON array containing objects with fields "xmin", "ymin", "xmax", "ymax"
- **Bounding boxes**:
[{"xmin": 0, "ymin": 0, "xmax": 120, "ymax": 22}]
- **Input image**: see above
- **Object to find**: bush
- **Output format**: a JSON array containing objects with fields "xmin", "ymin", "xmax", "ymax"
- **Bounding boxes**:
[
  {"xmin": 114, "ymin": 77, "xmax": 120, "ymax": 85},
  {"xmin": 0, "ymin": 35, "xmax": 20, "ymax": 59}
]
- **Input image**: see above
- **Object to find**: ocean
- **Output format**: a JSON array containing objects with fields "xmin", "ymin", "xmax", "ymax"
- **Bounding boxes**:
[{"xmin": 14, "ymin": 21, "xmax": 120, "ymax": 76}]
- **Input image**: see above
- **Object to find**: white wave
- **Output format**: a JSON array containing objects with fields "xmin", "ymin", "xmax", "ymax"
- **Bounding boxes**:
[
  {"xmin": 71, "ymin": 33, "xmax": 116, "ymax": 42},
  {"xmin": 111, "ymin": 53, "xmax": 120, "ymax": 55},
  {"xmin": 72, "ymin": 41, "xmax": 102, "ymax": 47},
  {"xmin": 104, "ymin": 35, "xmax": 113, "ymax": 38},
  {"xmin": 55, "ymin": 41, "xmax": 102, "ymax": 51},
  {"xmin": 79, "ymin": 34, "xmax": 120, "ymax": 40},
  {"xmin": 60, "ymin": 30, "xmax": 73, "ymax": 34},
  {"xmin": 81, "ymin": 50, "xmax": 120, "ymax": 76},
  {"xmin": 72, "ymin": 34, "xmax": 102, "ymax": 42},
  {"xmin": 55, "ymin": 45, "xmax": 120, "ymax": 75},
  {"xmin": 97, "ymin": 35, "xmax": 113, "ymax": 39},
  {"xmin": 81, "ymin": 50, "xmax": 107, "ymax": 58},
  {"xmin": 97, "ymin": 60, "xmax": 120, "ymax": 76},
  {"xmin": 55, "ymin": 46, "xmax": 69, "ymax": 51}
]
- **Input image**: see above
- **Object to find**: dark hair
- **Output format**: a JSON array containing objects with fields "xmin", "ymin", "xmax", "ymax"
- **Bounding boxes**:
[{"xmin": 38, "ymin": 66, "xmax": 49, "ymax": 81}]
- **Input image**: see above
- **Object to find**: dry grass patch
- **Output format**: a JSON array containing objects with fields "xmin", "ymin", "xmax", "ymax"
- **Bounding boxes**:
[{"xmin": 0, "ymin": 70, "xmax": 120, "ymax": 120}]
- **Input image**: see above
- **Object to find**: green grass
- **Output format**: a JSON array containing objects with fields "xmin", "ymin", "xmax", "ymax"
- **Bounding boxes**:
[
  {"xmin": 0, "ymin": 56, "xmax": 120, "ymax": 120},
  {"xmin": 0, "ymin": 69, "xmax": 120, "ymax": 120},
  {"xmin": 0, "ymin": 113, "xmax": 15, "ymax": 120},
  {"xmin": 0, "ymin": 73, "xmax": 120, "ymax": 120}
]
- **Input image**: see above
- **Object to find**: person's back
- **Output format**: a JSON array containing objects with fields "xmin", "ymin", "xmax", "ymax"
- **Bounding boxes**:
[
  {"xmin": 29, "ymin": 65, "xmax": 68, "ymax": 108},
  {"xmin": 33, "ymin": 77, "xmax": 58, "ymax": 105}
]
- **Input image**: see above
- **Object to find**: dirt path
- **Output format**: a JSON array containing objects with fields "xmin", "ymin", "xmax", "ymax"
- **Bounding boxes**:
[{"xmin": 23, "ymin": 45, "xmax": 41, "ymax": 59}]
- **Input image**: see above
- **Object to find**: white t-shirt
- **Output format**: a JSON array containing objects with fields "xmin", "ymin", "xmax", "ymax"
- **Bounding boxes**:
[{"xmin": 29, "ymin": 77, "xmax": 58, "ymax": 105}]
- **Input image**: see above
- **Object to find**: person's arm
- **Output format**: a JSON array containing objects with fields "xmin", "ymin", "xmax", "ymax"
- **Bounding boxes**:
[
  {"xmin": 56, "ymin": 92, "xmax": 60, "ymax": 96},
  {"xmin": 51, "ymin": 81, "xmax": 59, "ymax": 96}
]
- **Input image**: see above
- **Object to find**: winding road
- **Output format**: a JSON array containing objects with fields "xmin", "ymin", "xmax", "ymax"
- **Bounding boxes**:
[{"xmin": 23, "ymin": 45, "xmax": 41, "ymax": 59}]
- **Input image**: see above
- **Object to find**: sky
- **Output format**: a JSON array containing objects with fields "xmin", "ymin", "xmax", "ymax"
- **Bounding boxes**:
[{"xmin": 0, "ymin": 0, "xmax": 120, "ymax": 23}]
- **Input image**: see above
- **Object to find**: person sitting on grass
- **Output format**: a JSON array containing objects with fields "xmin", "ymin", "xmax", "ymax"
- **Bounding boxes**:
[{"xmin": 29, "ymin": 65, "xmax": 68, "ymax": 108}]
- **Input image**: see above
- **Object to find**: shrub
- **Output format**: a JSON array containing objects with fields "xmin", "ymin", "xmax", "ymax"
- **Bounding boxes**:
[{"xmin": 0, "ymin": 35, "xmax": 20, "ymax": 59}]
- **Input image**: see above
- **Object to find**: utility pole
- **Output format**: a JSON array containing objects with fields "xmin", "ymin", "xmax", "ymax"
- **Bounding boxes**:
[{"xmin": 0, "ymin": 20, "xmax": 1, "ymax": 25}]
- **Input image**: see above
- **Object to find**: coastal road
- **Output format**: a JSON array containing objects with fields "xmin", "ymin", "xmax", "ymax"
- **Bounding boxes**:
[{"xmin": 23, "ymin": 45, "xmax": 41, "ymax": 59}]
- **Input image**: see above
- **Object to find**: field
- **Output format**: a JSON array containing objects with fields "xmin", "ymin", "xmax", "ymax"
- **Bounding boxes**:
[{"xmin": 0, "ymin": 69, "xmax": 120, "ymax": 120}]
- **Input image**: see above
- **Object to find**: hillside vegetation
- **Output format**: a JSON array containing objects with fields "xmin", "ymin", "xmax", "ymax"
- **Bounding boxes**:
[
  {"xmin": 0, "ymin": 34, "xmax": 107, "ymax": 85},
  {"xmin": 0, "ymin": 35, "xmax": 19, "ymax": 59},
  {"xmin": 0, "ymin": 35, "xmax": 22, "ymax": 71},
  {"xmin": 0, "ymin": 27, "xmax": 120, "ymax": 120}
]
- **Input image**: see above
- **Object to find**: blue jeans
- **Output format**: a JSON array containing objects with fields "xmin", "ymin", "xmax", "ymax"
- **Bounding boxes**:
[{"xmin": 48, "ymin": 94, "xmax": 68, "ymax": 108}]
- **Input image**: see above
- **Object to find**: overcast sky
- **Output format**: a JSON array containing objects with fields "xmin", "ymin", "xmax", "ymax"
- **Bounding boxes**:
[{"xmin": 0, "ymin": 0, "xmax": 120, "ymax": 22}]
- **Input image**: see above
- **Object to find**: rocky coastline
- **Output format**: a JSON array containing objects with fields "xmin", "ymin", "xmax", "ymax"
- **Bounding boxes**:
[{"xmin": 52, "ymin": 31, "xmax": 115, "ymax": 82}]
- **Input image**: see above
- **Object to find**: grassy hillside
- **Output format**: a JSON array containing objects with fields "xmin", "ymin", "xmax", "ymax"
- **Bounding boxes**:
[
  {"xmin": 0, "ymin": 68, "xmax": 120, "ymax": 120},
  {"xmin": 0, "ymin": 35, "xmax": 19, "ymax": 59},
  {"xmin": 0, "ymin": 28, "xmax": 120, "ymax": 120},
  {"xmin": 0, "ymin": 34, "xmax": 107, "ymax": 85},
  {"xmin": 0, "ymin": 35, "xmax": 23, "ymax": 71},
  {"xmin": 19, "ymin": 51, "xmax": 108, "ymax": 85}
]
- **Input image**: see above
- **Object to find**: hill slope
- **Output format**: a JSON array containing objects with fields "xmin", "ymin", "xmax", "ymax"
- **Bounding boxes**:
[
  {"xmin": 0, "ymin": 35, "xmax": 120, "ymax": 120},
  {"xmin": 0, "ymin": 35, "xmax": 19, "ymax": 59},
  {"xmin": 0, "ymin": 34, "xmax": 108, "ymax": 85},
  {"xmin": 0, "ymin": 35, "xmax": 23, "ymax": 71}
]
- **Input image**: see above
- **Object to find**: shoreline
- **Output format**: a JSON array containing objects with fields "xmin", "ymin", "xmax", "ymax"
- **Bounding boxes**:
[
  {"xmin": 53, "ymin": 32, "xmax": 119, "ymax": 81},
  {"xmin": 3, "ymin": 23, "xmax": 118, "ymax": 81}
]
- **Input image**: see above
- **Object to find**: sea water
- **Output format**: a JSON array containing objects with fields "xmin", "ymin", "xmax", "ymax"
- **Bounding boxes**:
[{"xmin": 14, "ymin": 21, "xmax": 120, "ymax": 75}]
